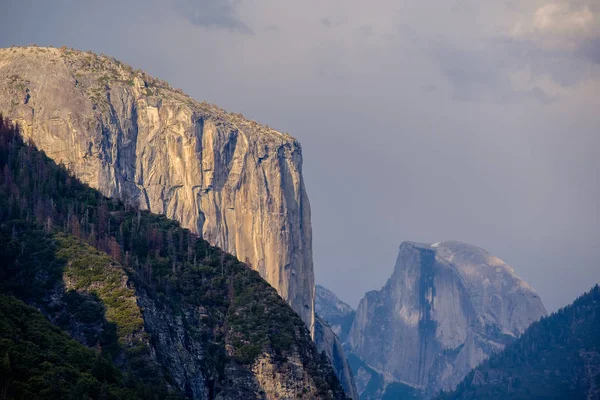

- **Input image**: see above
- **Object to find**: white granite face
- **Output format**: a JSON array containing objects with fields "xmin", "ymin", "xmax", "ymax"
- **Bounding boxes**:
[
  {"xmin": 0, "ymin": 46, "xmax": 315, "ymax": 334},
  {"xmin": 348, "ymin": 240, "xmax": 546, "ymax": 396}
]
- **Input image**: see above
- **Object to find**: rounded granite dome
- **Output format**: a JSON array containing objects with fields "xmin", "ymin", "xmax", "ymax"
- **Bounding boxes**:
[{"xmin": 430, "ymin": 240, "xmax": 546, "ymax": 336}]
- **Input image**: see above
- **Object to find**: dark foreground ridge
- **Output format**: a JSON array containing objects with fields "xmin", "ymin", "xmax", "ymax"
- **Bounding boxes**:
[{"xmin": 0, "ymin": 118, "xmax": 348, "ymax": 399}]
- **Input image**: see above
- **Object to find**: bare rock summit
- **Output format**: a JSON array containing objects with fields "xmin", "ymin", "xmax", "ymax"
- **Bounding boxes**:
[{"xmin": 348, "ymin": 240, "xmax": 546, "ymax": 397}]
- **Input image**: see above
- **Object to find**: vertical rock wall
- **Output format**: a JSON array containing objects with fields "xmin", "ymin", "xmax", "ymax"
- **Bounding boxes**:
[
  {"xmin": 0, "ymin": 46, "xmax": 315, "ymax": 333},
  {"xmin": 348, "ymin": 241, "xmax": 547, "ymax": 396}
]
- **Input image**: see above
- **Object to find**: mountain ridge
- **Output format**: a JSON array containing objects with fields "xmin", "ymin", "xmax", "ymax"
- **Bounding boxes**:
[
  {"xmin": 439, "ymin": 284, "xmax": 600, "ymax": 399},
  {"xmin": 0, "ymin": 45, "xmax": 315, "ymax": 334},
  {"xmin": 316, "ymin": 285, "xmax": 356, "ymax": 343},
  {"xmin": 348, "ymin": 240, "xmax": 546, "ymax": 395},
  {"xmin": 0, "ymin": 118, "xmax": 348, "ymax": 399},
  {"xmin": 315, "ymin": 241, "xmax": 546, "ymax": 399}
]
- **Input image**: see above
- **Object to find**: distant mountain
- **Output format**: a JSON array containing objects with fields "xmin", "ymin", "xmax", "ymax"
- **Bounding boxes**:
[
  {"xmin": 316, "ymin": 285, "xmax": 356, "ymax": 343},
  {"xmin": 0, "ymin": 119, "xmax": 348, "ymax": 399},
  {"xmin": 348, "ymin": 241, "xmax": 546, "ymax": 397},
  {"xmin": 315, "ymin": 316, "xmax": 360, "ymax": 399},
  {"xmin": 438, "ymin": 284, "xmax": 600, "ymax": 400},
  {"xmin": 345, "ymin": 346, "xmax": 422, "ymax": 400}
]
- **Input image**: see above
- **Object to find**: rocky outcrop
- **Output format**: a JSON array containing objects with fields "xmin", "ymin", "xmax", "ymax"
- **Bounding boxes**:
[
  {"xmin": 315, "ymin": 316, "xmax": 360, "ymax": 400},
  {"xmin": 0, "ymin": 46, "xmax": 314, "ymax": 333},
  {"xmin": 441, "ymin": 285, "xmax": 600, "ymax": 400},
  {"xmin": 348, "ymin": 241, "xmax": 546, "ymax": 397},
  {"xmin": 0, "ymin": 116, "xmax": 350, "ymax": 399},
  {"xmin": 137, "ymin": 287, "xmax": 344, "ymax": 400},
  {"xmin": 316, "ymin": 285, "xmax": 356, "ymax": 343}
]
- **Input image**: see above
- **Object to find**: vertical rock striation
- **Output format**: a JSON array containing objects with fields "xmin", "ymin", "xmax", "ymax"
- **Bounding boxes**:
[
  {"xmin": 0, "ymin": 46, "xmax": 314, "ymax": 333},
  {"xmin": 348, "ymin": 241, "xmax": 547, "ymax": 397},
  {"xmin": 315, "ymin": 316, "xmax": 360, "ymax": 400}
]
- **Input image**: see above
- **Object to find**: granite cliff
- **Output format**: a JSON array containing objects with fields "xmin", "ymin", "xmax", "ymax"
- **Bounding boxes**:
[
  {"xmin": 0, "ymin": 45, "xmax": 314, "ymax": 333},
  {"xmin": 348, "ymin": 241, "xmax": 547, "ymax": 397},
  {"xmin": 0, "ymin": 119, "xmax": 348, "ymax": 399},
  {"xmin": 440, "ymin": 284, "xmax": 600, "ymax": 400}
]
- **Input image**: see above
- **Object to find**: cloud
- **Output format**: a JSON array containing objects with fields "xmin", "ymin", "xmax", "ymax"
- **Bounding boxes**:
[
  {"xmin": 529, "ymin": 85, "xmax": 555, "ymax": 104},
  {"xmin": 511, "ymin": 1, "xmax": 600, "ymax": 52},
  {"xmin": 425, "ymin": 1, "xmax": 600, "ymax": 103},
  {"xmin": 173, "ymin": 0, "xmax": 252, "ymax": 34},
  {"xmin": 533, "ymin": 3, "xmax": 594, "ymax": 35},
  {"xmin": 579, "ymin": 37, "xmax": 600, "ymax": 63}
]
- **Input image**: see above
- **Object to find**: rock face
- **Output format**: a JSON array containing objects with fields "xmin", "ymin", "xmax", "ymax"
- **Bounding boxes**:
[
  {"xmin": 442, "ymin": 284, "xmax": 600, "ymax": 400},
  {"xmin": 315, "ymin": 316, "xmax": 360, "ymax": 400},
  {"xmin": 0, "ymin": 46, "xmax": 314, "ymax": 333},
  {"xmin": 137, "ymin": 286, "xmax": 341, "ymax": 400},
  {"xmin": 0, "ymin": 118, "xmax": 350, "ymax": 400},
  {"xmin": 348, "ymin": 241, "xmax": 547, "ymax": 397},
  {"xmin": 316, "ymin": 285, "xmax": 356, "ymax": 343}
]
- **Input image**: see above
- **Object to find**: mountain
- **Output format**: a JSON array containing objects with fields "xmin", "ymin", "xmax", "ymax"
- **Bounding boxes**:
[
  {"xmin": 314, "ymin": 284, "xmax": 422, "ymax": 400},
  {"xmin": 0, "ymin": 45, "xmax": 314, "ymax": 333},
  {"xmin": 0, "ymin": 119, "xmax": 348, "ymax": 399},
  {"xmin": 345, "ymin": 348, "xmax": 422, "ymax": 400},
  {"xmin": 440, "ymin": 284, "xmax": 600, "ymax": 399},
  {"xmin": 348, "ymin": 241, "xmax": 546, "ymax": 397},
  {"xmin": 316, "ymin": 285, "xmax": 356, "ymax": 343},
  {"xmin": 315, "ymin": 316, "xmax": 360, "ymax": 400},
  {"xmin": 0, "ymin": 294, "xmax": 147, "ymax": 399}
]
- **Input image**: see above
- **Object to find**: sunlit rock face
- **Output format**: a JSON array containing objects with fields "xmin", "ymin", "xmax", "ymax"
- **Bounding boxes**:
[
  {"xmin": 348, "ymin": 241, "xmax": 546, "ymax": 397},
  {"xmin": 0, "ymin": 46, "xmax": 314, "ymax": 333}
]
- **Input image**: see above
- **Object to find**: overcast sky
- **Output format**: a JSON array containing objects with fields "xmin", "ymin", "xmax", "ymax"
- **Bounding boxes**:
[{"xmin": 2, "ymin": 0, "xmax": 598, "ymax": 312}]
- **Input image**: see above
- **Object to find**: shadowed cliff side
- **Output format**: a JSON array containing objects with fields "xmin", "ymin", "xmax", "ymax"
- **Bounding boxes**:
[
  {"xmin": 315, "ymin": 316, "xmax": 360, "ymax": 400},
  {"xmin": 348, "ymin": 241, "xmax": 546, "ymax": 398},
  {"xmin": 439, "ymin": 284, "xmax": 600, "ymax": 400}
]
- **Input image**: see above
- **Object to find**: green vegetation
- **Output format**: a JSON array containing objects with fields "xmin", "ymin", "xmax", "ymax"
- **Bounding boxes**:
[
  {"xmin": 56, "ymin": 234, "xmax": 145, "ymax": 345},
  {"xmin": 0, "ymin": 295, "xmax": 138, "ymax": 400},
  {"xmin": 58, "ymin": 46, "xmax": 173, "ymax": 95},
  {"xmin": 0, "ymin": 222, "xmax": 170, "ymax": 398},
  {"xmin": 438, "ymin": 284, "xmax": 600, "ymax": 399},
  {"xmin": 0, "ymin": 117, "xmax": 346, "ymax": 398}
]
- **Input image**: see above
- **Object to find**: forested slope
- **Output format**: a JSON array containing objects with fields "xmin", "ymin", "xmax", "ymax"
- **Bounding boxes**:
[
  {"xmin": 0, "ymin": 118, "xmax": 347, "ymax": 399},
  {"xmin": 438, "ymin": 285, "xmax": 600, "ymax": 399}
]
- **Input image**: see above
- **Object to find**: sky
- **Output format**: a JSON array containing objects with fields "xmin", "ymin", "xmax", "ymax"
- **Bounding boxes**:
[{"xmin": 1, "ymin": 0, "xmax": 598, "ymax": 312}]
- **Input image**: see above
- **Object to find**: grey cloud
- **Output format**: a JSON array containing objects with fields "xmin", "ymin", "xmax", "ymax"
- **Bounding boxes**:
[
  {"xmin": 321, "ymin": 17, "xmax": 332, "ymax": 28},
  {"xmin": 507, "ymin": 37, "xmax": 598, "ymax": 87},
  {"xmin": 174, "ymin": 0, "xmax": 252, "ymax": 34},
  {"xmin": 529, "ymin": 86, "xmax": 555, "ymax": 104},
  {"xmin": 422, "ymin": 0, "xmax": 599, "ymax": 102},
  {"xmin": 357, "ymin": 25, "xmax": 374, "ymax": 38},
  {"xmin": 430, "ymin": 32, "xmax": 598, "ymax": 104},
  {"xmin": 579, "ymin": 38, "xmax": 600, "ymax": 64},
  {"xmin": 430, "ymin": 41, "xmax": 519, "ymax": 103}
]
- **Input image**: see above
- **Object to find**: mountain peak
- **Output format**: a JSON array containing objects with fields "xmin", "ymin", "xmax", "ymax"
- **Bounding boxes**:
[
  {"xmin": 0, "ymin": 45, "xmax": 296, "ymax": 144},
  {"xmin": 349, "ymin": 240, "xmax": 547, "ymax": 396}
]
